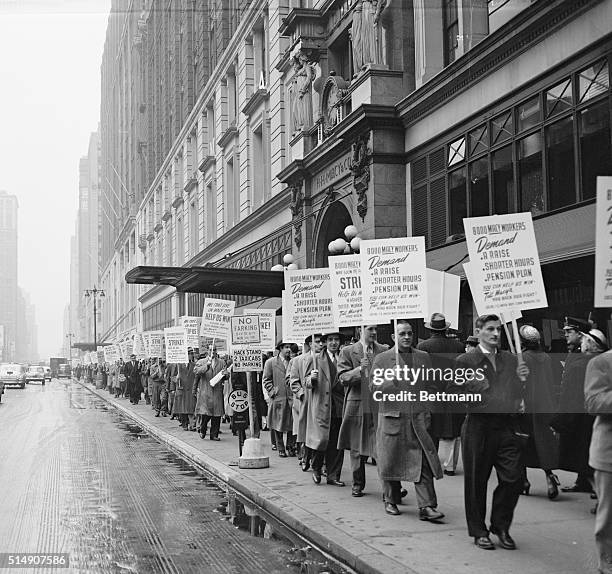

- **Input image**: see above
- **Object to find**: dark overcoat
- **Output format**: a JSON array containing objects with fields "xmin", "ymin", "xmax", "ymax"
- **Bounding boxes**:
[
  {"xmin": 337, "ymin": 340, "xmax": 387, "ymax": 457},
  {"xmin": 193, "ymin": 357, "xmax": 226, "ymax": 417},
  {"xmin": 172, "ymin": 362, "xmax": 196, "ymax": 415},
  {"xmin": 417, "ymin": 334, "xmax": 465, "ymax": 439},
  {"xmin": 521, "ymin": 349, "xmax": 559, "ymax": 470},
  {"xmin": 263, "ymin": 355, "xmax": 293, "ymax": 433},
  {"xmin": 288, "ymin": 353, "xmax": 313, "ymax": 443},
  {"xmin": 551, "ymin": 352, "xmax": 596, "ymax": 473},
  {"xmin": 370, "ymin": 348, "xmax": 443, "ymax": 482},
  {"xmin": 304, "ymin": 352, "xmax": 344, "ymax": 451}
]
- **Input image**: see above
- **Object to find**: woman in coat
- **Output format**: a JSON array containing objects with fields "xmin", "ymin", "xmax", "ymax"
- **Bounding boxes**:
[
  {"xmin": 518, "ymin": 326, "xmax": 560, "ymax": 499},
  {"xmin": 173, "ymin": 352, "xmax": 197, "ymax": 431},
  {"xmin": 552, "ymin": 329, "xmax": 608, "ymax": 493},
  {"xmin": 193, "ymin": 349, "xmax": 228, "ymax": 440}
]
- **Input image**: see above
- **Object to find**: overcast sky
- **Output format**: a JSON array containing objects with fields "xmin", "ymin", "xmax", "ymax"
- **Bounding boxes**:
[{"xmin": 0, "ymin": 0, "xmax": 110, "ymax": 358}]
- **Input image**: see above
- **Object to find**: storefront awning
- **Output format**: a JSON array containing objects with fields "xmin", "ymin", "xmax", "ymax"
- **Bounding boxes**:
[{"xmin": 125, "ymin": 265, "xmax": 285, "ymax": 297}]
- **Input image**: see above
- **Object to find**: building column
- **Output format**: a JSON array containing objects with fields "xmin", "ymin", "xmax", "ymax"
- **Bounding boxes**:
[{"xmin": 413, "ymin": 0, "xmax": 444, "ymax": 89}]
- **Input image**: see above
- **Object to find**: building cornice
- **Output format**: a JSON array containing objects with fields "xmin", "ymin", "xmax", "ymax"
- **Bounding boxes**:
[
  {"xmin": 198, "ymin": 155, "xmax": 216, "ymax": 173},
  {"xmin": 184, "ymin": 175, "xmax": 197, "ymax": 194},
  {"xmin": 217, "ymin": 124, "xmax": 239, "ymax": 149},
  {"xmin": 171, "ymin": 195, "xmax": 184, "ymax": 209},
  {"xmin": 396, "ymin": 0, "xmax": 602, "ymax": 127}
]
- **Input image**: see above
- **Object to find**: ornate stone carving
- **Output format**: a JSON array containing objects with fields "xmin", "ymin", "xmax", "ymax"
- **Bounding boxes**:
[
  {"xmin": 317, "ymin": 72, "xmax": 350, "ymax": 139},
  {"xmin": 291, "ymin": 50, "xmax": 317, "ymax": 135},
  {"xmin": 351, "ymin": 134, "xmax": 371, "ymax": 221},
  {"xmin": 288, "ymin": 180, "xmax": 304, "ymax": 248},
  {"xmin": 351, "ymin": 0, "xmax": 387, "ymax": 76}
]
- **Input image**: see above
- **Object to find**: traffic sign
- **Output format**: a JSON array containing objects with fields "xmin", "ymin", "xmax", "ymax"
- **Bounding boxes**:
[{"xmin": 228, "ymin": 389, "xmax": 249, "ymax": 412}]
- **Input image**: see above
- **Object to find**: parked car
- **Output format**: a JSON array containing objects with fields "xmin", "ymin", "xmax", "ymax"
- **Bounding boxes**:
[
  {"xmin": 57, "ymin": 363, "xmax": 72, "ymax": 379},
  {"xmin": 44, "ymin": 367, "xmax": 52, "ymax": 382},
  {"xmin": 0, "ymin": 363, "xmax": 26, "ymax": 391},
  {"xmin": 26, "ymin": 365, "xmax": 46, "ymax": 385}
]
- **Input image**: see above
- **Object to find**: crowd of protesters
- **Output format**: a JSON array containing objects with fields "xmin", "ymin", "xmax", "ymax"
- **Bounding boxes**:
[{"xmin": 73, "ymin": 312, "xmax": 612, "ymax": 571}]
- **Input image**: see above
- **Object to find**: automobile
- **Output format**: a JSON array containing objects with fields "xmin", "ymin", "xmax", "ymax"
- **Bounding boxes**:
[
  {"xmin": 44, "ymin": 367, "xmax": 52, "ymax": 382},
  {"xmin": 25, "ymin": 365, "xmax": 46, "ymax": 385},
  {"xmin": 57, "ymin": 363, "xmax": 72, "ymax": 379},
  {"xmin": 0, "ymin": 363, "xmax": 26, "ymax": 391}
]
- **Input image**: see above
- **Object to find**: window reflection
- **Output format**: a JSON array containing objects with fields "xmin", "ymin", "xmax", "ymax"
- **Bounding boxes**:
[
  {"xmin": 546, "ymin": 116, "xmax": 576, "ymax": 210},
  {"xmin": 449, "ymin": 168, "xmax": 467, "ymax": 235},
  {"xmin": 469, "ymin": 158, "xmax": 489, "ymax": 217},
  {"xmin": 492, "ymin": 145, "xmax": 513, "ymax": 215},
  {"xmin": 580, "ymin": 101, "xmax": 612, "ymax": 199},
  {"xmin": 519, "ymin": 133, "xmax": 544, "ymax": 215}
]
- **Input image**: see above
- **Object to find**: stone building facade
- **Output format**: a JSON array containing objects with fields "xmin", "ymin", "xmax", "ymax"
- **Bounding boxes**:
[{"xmin": 97, "ymin": 0, "xmax": 612, "ymax": 343}]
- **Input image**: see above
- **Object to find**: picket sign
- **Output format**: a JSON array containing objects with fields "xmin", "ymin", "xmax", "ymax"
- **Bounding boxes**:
[
  {"xmin": 163, "ymin": 327, "xmax": 189, "ymax": 364},
  {"xmin": 594, "ymin": 176, "xmax": 612, "ymax": 307}
]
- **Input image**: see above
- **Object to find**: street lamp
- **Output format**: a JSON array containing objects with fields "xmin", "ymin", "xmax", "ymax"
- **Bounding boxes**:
[
  {"xmin": 328, "ymin": 224, "xmax": 361, "ymax": 256},
  {"xmin": 84, "ymin": 287, "xmax": 105, "ymax": 348},
  {"xmin": 270, "ymin": 253, "xmax": 299, "ymax": 272}
]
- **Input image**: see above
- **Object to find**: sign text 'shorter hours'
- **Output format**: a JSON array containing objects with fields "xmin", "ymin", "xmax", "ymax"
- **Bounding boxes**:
[{"xmin": 463, "ymin": 212, "xmax": 547, "ymax": 313}]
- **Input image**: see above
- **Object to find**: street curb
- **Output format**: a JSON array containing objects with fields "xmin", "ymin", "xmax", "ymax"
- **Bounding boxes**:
[{"xmin": 76, "ymin": 380, "xmax": 414, "ymax": 574}]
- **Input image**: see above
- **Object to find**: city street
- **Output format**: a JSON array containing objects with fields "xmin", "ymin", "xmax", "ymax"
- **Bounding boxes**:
[{"xmin": 0, "ymin": 379, "xmax": 327, "ymax": 574}]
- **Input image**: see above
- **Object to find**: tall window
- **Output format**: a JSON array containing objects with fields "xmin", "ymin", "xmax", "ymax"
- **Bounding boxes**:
[
  {"xmin": 252, "ymin": 125, "xmax": 264, "ymax": 209},
  {"xmin": 443, "ymin": 0, "xmax": 459, "ymax": 65},
  {"xmin": 190, "ymin": 200, "xmax": 198, "ymax": 256},
  {"xmin": 206, "ymin": 181, "xmax": 216, "ymax": 244},
  {"xmin": 411, "ymin": 55, "xmax": 611, "ymax": 247}
]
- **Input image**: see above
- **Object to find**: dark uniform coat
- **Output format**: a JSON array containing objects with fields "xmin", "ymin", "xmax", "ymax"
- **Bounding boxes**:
[
  {"xmin": 304, "ymin": 351, "xmax": 345, "ymax": 451},
  {"xmin": 417, "ymin": 333, "xmax": 465, "ymax": 439},
  {"xmin": 370, "ymin": 348, "xmax": 443, "ymax": 482},
  {"xmin": 263, "ymin": 355, "xmax": 293, "ymax": 433},
  {"xmin": 521, "ymin": 349, "xmax": 559, "ymax": 470},
  {"xmin": 193, "ymin": 357, "xmax": 226, "ymax": 416},
  {"xmin": 337, "ymin": 340, "xmax": 387, "ymax": 457},
  {"xmin": 288, "ymin": 353, "xmax": 313, "ymax": 443},
  {"xmin": 551, "ymin": 352, "xmax": 596, "ymax": 473}
]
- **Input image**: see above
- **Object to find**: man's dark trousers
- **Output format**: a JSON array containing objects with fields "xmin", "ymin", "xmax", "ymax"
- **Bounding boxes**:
[
  {"xmin": 462, "ymin": 414, "xmax": 523, "ymax": 537},
  {"xmin": 312, "ymin": 417, "xmax": 344, "ymax": 480}
]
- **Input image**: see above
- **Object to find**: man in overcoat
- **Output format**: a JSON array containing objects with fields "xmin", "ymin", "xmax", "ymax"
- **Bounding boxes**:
[
  {"xmin": 149, "ymin": 358, "xmax": 166, "ymax": 417},
  {"xmin": 306, "ymin": 332, "xmax": 345, "ymax": 486},
  {"xmin": 454, "ymin": 314, "xmax": 529, "ymax": 551},
  {"xmin": 172, "ymin": 349, "xmax": 197, "ymax": 430},
  {"xmin": 193, "ymin": 347, "xmax": 228, "ymax": 440},
  {"xmin": 122, "ymin": 354, "xmax": 142, "ymax": 404},
  {"xmin": 584, "ymin": 348, "xmax": 612, "ymax": 574},
  {"xmin": 263, "ymin": 341, "xmax": 295, "ymax": 457},
  {"xmin": 371, "ymin": 320, "xmax": 444, "ymax": 519},
  {"xmin": 289, "ymin": 335, "xmax": 323, "ymax": 470},
  {"xmin": 337, "ymin": 325, "xmax": 387, "ymax": 497},
  {"xmin": 417, "ymin": 312, "xmax": 465, "ymax": 476}
]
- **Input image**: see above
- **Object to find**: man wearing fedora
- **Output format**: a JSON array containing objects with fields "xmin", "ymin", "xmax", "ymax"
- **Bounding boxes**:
[
  {"xmin": 122, "ymin": 353, "xmax": 142, "ymax": 405},
  {"xmin": 338, "ymin": 325, "xmax": 387, "ymax": 497},
  {"xmin": 306, "ymin": 331, "xmax": 346, "ymax": 486},
  {"xmin": 263, "ymin": 340, "xmax": 295, "ymax": 457},
  {"xmin": 417, "ymin": 312, "xmax": 465, "ymax": 476}
]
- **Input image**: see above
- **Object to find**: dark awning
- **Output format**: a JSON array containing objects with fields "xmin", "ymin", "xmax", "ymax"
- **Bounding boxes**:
[{"xmin": 125, "ymin": 265, "xmax": 286, "ymax": 297}]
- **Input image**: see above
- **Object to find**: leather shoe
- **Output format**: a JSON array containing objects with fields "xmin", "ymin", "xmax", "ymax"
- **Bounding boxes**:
[
  {"xmin": 419, "ymin": 506, "xmax": 445, "ymax": 522},
  {"xmin": 210, "ymin": 437, "xmax": 220, "ymax": 441},
  {"xmin": 400, "ymin": 488, "xmax": 408, "ymax": 498},
  {"xmin": 278, "ymin": 451, "xmax": 288, "ymax": 458},
  {"xmin": 443, "ymin": 470, "xmax": 456, "ymax": 476},
  {"xmin": 474, "ymin": 536, "xmax": 495, "ymax": 550},
  {"xmin": 327, "ymin": 479, "xmax": 345, "ymax": 487},
  {"xmin": 561, "ymin": 483, "xmax": 592, "ymax": 493},
  {"xmin": 491, "ymin": 529, "xmax": 516, "ymax": 550},
  {"xmin": 301, "ymin": 460, "xmax": 311, "ymax": 472},
  {"xmin": 312, "ymin": 471, "xmax": 321, "ymax": 484},
  {"xmin": 351, "ymin": 487, "xmax": 364, "ymax": 497},
  {"xmin": 384, "ymin": 502, "xmax": 400, "ymax": 516}
]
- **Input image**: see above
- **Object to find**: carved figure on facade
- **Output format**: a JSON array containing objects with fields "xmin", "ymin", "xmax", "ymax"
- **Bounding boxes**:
[
  {"xmin": 291, "ymin": 50, "xmax": 317, "ymax": 134},
  {"xmin": 289, "ymin": 180, "xmax": 305, "ymax": 248},
  {"xmin": 350, "ymin": 133, "xmax": 371, "ymax": 221},
  {"xmin": 351, "ymin": 0, "xmax": 387, "ymax": 75}
]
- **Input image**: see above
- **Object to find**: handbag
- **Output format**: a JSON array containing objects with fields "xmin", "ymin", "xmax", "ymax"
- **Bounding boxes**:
[{"xmin": 118, "ymin": 374, "xmax": 126, "ymax": 383}]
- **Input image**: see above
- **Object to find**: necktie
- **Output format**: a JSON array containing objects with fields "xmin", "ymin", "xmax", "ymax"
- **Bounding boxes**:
[{"xmin": 332, "ymin": 354, "xmax": 337, "ymax": 367}]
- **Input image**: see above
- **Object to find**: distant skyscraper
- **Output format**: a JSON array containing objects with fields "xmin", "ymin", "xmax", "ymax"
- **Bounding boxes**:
[{"xmin": 0, "ymin": 191, "xmax": 18, "ymax": 361}]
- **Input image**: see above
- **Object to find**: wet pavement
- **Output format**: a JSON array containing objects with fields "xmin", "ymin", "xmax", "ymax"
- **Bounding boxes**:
[{"xmin": 0, "ymin": 380, "xmax": 339, "ymax": 574}]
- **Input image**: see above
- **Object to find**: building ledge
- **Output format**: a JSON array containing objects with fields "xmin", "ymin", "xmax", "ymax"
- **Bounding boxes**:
[
  {"xmin": 242, "ymin": 88, "xmax": 269, "ymax": 118},
  {"xmin": 147, "ymin": 232, "xmax": 155, "ymax": 242},
  {"xmin": 198, "ymin": 155, "xmax": 216, "ymax": 173},
  {"xmin": 171, "ymin": 195, "xmax": 184, "ymax": 209},
  {"xmin": 154, "ymin": 223, "xmax": 163, "ymax": 233},
  {"xmin": 113, "ymin": 216, "xmax": 135, "ymax": 251},
  {"xmin": 161, "ymin": 210, "xmax": 171, "ymax": 222},
  {"xmin": 184, "ymin": 176, "xmax": 197, "ymax": 194},
  {"xmin": 279, "ymin": 8, "xmax": 323, "ymax": 37},
  {"xmin": 217, "ymin": 124, "xmax": 238, "ymax": 149}
]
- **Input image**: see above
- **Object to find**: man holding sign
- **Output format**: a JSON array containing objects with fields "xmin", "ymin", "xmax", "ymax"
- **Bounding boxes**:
[{"xmin": 454, "ymin": 314, "xmax": 529, "ymax": 551}]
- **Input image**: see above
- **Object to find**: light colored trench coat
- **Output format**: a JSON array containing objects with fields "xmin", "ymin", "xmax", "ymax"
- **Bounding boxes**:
[
  {"xmin": 288, "ymin": 353, "xmax": 313, "ymax": 442},
  {"xmin": 193, "ymin": 358, "xmax": 226, "ymax": 417},
  {"xmin": 370, "ymin": 348, "xmax": 443, "ymax": 482}
]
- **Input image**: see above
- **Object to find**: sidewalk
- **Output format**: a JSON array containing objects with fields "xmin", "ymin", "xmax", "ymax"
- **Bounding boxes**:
[{"xmin": 80, "ymin": 381, "xmax": 598, "ymax": 574}]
